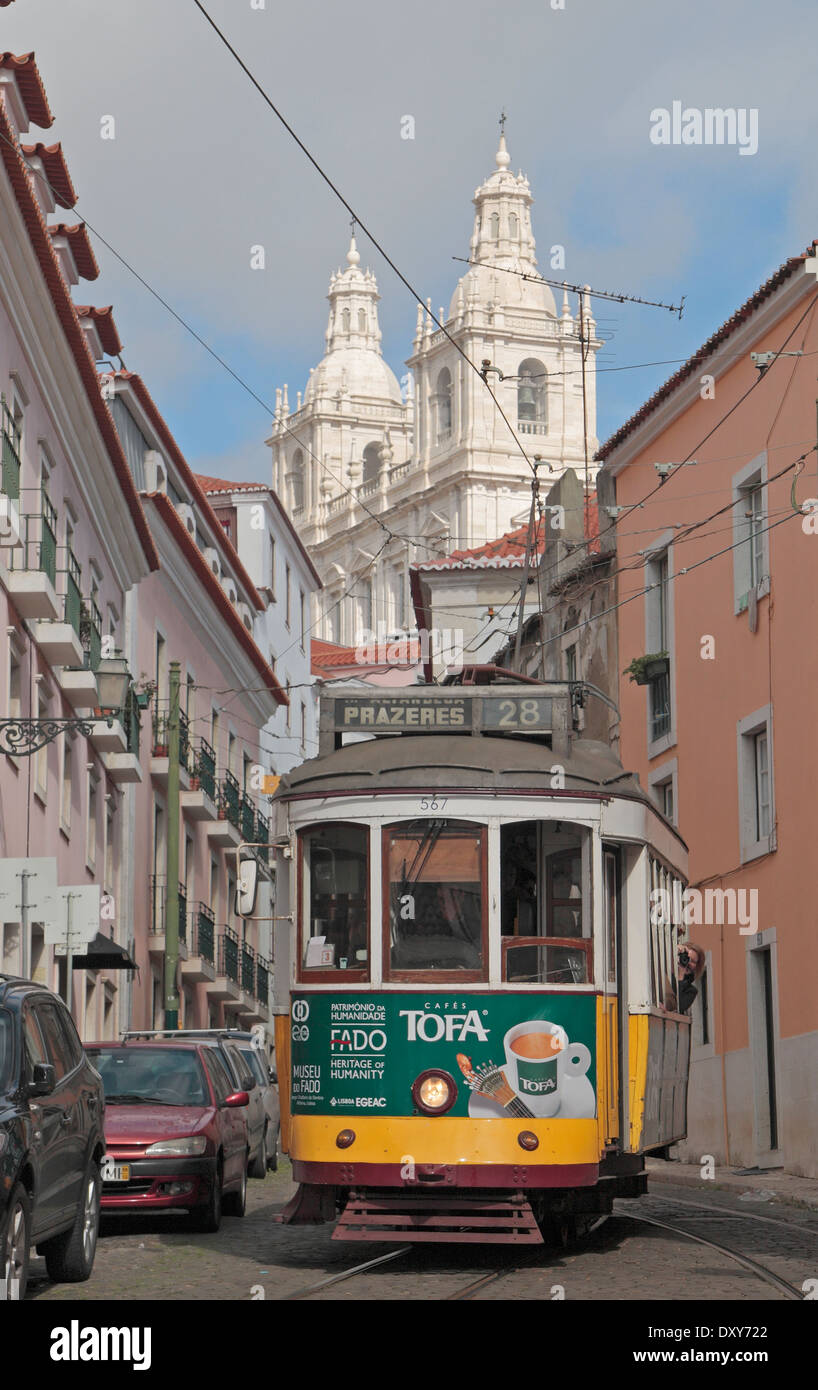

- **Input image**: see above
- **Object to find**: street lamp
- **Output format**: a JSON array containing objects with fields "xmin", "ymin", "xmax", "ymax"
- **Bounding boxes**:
[
  {"xmin": 0, "ymin": 656, "xmax": 131, "ymax": 758},
  {"xmin": 96, "ymin": 655, "xmax": 132, "ymax": 713}
]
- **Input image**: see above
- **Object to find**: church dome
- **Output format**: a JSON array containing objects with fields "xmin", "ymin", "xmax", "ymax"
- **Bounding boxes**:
[
  {"xmin": 303, "ymin": 235, "xmax": 404, "ymax": 406},
  {"xmin": 448, "ymin": 134, "xmax": 556, "ymax": 320}
]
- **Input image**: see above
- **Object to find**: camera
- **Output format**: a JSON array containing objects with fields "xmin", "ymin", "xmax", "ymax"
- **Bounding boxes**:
[{"xmin": 678, "ymin": 949, "xmax": 690, "ymax": 969}]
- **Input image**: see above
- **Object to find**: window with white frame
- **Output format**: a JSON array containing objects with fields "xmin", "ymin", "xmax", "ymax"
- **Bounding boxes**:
[
  {"xmin": 34, "ymin": 683, "xmax": 50, "ymax": 800},
  {"xmin": 645, "ymin": 544, "xmax": 673, "ymax": 747},
  {"xmin": 648, "ymin": 854, "xmax": 686, "ymax": 1011},
  {"xmin": 649, "ymin": 758, "xmax": 678, "ymax": 826},
  {"xmin": 732, "ymin": 454, "xmax": 769, "ymax": 612},
  {"xmin": 86, "ymin": 770, "xmax": 99, "ymax": 870},
  {"xmin": 60, "ymin": 735, "xmax": 73, "ymax": 833},
  {"xmin": 737, "ymin": 705, "xmax": 775, "ymax": 863}
]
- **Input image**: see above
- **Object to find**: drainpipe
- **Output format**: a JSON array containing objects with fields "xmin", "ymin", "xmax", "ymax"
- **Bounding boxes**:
[{"xmin": 164, "ymin": 660, "xmax": 181, "ymax": 1029}]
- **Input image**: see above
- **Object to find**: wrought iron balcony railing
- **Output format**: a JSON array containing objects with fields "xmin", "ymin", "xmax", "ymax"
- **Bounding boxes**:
[
  {"xmin": 240, "ymin": 791, "xmax": 256, "ymax": 844},
  {"xmin": 220, "ymin": 771, "xmax": 241, "ymax": 828},
  {"xmin": 63, "ymin": 548, "xmax": 82, "ymax": 634},
  {"xmin": 1, "ymin": 398, "xmax": 21, "ymax": 501},
  {"xmin": 122, "ymin": 687, "xmax": 141, "ymax": 756},
  {"xmin": 190, "ymin": 737, "xmax": 216, "ymax": 800},
  {"xmin": 256, "ymin": 955, "xmax": 269, "ymax": 1006},
  {"xmin": 255, "ymin": 808, "xmax": 270, "ymax": 865},
  {"xmin": 241, "ymin": 942, "xmax": 255, "ymax": 994},
  {"xmin": 150, "ymin": 875, "xmax": 187, "ymax": 942},
  {"xmin": 81, "ymin": 597, "xmax": 103, "ymax": 671},
  {"xmin": 192, "ymin": 903, "xmax": 215, "ymax": 963},
  {"xmin": 218, "ymin": 926, "xmax": 239, "ymax": 983}
]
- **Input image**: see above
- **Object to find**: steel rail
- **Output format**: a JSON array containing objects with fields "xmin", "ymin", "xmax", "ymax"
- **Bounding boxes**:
[
  {"xmin": 281, "ymin": 1247, "xmax": 412, "ymax": 1300},
  {"xmin": 641, "ymin": 1192, "xmax": 818, "ymax": 1239},
  {"xmin": 620, "ymin": 1211, "xmax": 804, "ymax": 1300}
]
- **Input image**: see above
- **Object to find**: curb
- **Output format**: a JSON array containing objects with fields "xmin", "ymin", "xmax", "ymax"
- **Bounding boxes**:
[{"xmin": 646, "ymin": 1163, "xmax": 818, "ymax": 1213}]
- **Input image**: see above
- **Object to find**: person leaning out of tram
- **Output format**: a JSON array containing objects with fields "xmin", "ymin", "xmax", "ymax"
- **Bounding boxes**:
[{"xmin": 662, "ymin": 941, "xmax": 705, "ymax": 1014}]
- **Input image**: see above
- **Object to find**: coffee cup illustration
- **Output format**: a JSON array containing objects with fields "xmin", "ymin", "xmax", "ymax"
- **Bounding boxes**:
[{"xmin": 503, "ymin": 1020, "xmax": 569, "ymax": 1117}]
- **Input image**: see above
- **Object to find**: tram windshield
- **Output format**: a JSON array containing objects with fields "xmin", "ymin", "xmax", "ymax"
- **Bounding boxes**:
[
  {"xmin": 301, "ymin": 823, "xmax": 369, "ymax": 977},
  {"xmin": 500, "ymin": 821, "xmax": 591, "ymax": 984},
  {"xmin": 385, "ymin": 820, "xmax": 485, "ymax": 977}
]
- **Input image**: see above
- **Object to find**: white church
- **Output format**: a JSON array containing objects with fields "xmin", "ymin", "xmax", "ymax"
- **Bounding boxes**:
[{"xmin": 267, "ymin": 132, "xmax": 601, "ymax": 645}]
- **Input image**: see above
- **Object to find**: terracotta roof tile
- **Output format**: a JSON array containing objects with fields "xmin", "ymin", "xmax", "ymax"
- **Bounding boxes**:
[
  {"xmin": 596, "ymin": 243, "xmax": 816, "ymax": 461},
  {"xmin": 48, "ymin": 221, "xmax": 98, "ymax": 280},
  {"xmin": 0, "ymin": 52, "xmax": 52, "ymax": 129},
  {"xmin": 0, "ymin": 92, "xmax": 157, "ymax": 573},
  {"xmin": 75, "ymin": 305, "xmax": 122, "ymax": 358},
  {"xmin": 415, "ymin": 522, "xmax": 543, "ymax": 572},
  {"xmin": 21, "ymin": 140, "xmax": 76, "ymax": 207},
  {"xmin": 311, "ymin": 636, "xmax": 420, "ymax": 675}
]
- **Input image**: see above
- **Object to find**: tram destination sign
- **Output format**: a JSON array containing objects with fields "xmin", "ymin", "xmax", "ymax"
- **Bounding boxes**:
[
  {"xmin": 334, "ymin": 693, "xmax": 553, "ymax": 736},
  {"xmin": 336, "ymin": 695, "xmax": 472, "ymax": 732}
]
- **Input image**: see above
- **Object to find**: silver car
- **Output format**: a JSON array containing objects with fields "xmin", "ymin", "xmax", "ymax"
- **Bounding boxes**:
[{"xmin": 234, "ymin": 1042, "xmax": 280, "ymax": 1172}]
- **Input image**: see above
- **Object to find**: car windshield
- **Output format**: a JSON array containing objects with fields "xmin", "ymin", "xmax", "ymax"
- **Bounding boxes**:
[
  {"xmin": 88, "ymin": 1047, "xmax": 208, "ymax": 1106},
  {"xmin": 0, "ymin": 1009, "xmax": 14, "ymax": 1091}
]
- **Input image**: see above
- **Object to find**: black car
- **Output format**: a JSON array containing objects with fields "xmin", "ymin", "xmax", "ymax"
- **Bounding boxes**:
[{"xmin": 0, "ymin": 975, "xmax": 105, "ymax": 1300}]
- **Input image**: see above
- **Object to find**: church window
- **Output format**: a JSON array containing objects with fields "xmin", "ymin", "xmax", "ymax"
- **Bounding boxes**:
[
  {"xmin": 291, "ymin": 448, "xmax": 305, "ymax": 511},
  {"xmin": 509, "ymin": 212, "xmax": 519, "ymax": 238},
  {"xmin": 363, "ymin": 442, "xmax": 381, "ymax": 485},
  {"xmin": 342, "ymin": 308, "xmax": 350, "ymax": 332},
  {"xmin": 517, "ymin": 358, "xmax": 547, "ymax": 434},
  {"xmin": 436, "ymin": 367, "xmax": 453, "ymax": 442},
  {"xmin": 489, "ymin": 212, "xmax": 500, "ymax": 240},
  {"xmin": 358, "ymin": 308, "xmax": 367, "ymax": 333}
]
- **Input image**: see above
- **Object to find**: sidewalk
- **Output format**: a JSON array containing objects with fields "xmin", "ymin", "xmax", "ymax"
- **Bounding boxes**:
[{"xmin": 646, "ymin": 1156, "xmax": 818, "ymax": 1212}]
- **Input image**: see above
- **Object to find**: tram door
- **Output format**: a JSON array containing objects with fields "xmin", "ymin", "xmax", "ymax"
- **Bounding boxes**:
[{"xmin": 601, "ymin": 847, "xmax": 621, "ymax": 1144}]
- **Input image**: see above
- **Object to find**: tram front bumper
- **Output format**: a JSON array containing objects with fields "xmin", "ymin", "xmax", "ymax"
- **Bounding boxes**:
[{"xmin": 289, "ymin": 1114, "xmax": 600, "ymax": 1188}]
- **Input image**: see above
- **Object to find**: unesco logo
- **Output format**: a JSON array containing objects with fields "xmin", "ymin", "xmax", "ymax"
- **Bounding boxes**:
[{"xmin": 292, "ymin": 999, "xmax": 310, "ymax": 1023}]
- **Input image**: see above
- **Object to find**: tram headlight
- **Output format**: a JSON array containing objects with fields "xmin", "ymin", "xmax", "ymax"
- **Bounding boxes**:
[{"xmin": 411, "ymin": 1070, "xmax": 457, "ymax": 1116}]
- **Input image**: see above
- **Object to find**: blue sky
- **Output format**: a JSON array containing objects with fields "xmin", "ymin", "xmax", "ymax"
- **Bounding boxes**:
[{"xmin": 5, "ymin": 0, "xmax": 817, "ymax": 481}]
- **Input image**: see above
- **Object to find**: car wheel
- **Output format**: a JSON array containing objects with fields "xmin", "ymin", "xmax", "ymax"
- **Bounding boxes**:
[
  {"xmin": 249, "ymin": 1126, "xmax": 267, "ymax": 1180},
  {"xmin": 267, "ymin": 1125, "xmax": 279, "ymax": 1173},
  {"xmin": 223, "ymin": 1159, "xmax": 248, "ymax": 1218},
  {"xmin": 190, "ymin": 1163, "xmax": 222, "ymax": 1233},
  {"xmin": 2, "ymin": 1184, "xmax": 31, "ymax": 1301},
  {"xmin": 42, "ymin": 1160, "xmax": 100, "ymax": 1284}
]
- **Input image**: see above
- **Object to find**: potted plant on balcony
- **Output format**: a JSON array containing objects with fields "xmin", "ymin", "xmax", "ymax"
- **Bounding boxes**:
[
  {"xmin": 133, "ymin": 675, "xmax": 157, "ymax": 711},
  {"xmin": 623, "ymin": 651, "xmax": 669, "ymax": 685}
]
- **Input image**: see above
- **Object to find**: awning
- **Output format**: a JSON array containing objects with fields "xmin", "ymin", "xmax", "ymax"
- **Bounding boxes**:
[{"xmin": 71, "ymin": 932, "xmax": 138, "ymax": 971}]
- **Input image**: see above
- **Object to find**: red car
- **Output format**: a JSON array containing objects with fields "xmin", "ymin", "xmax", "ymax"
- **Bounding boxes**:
[{"xmin": 84, "ymin": 1041, "xmax": 250, "ymax": 1231}]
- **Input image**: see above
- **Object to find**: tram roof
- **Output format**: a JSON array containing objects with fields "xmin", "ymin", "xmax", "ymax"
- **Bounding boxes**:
[{"xmin": 278, "ymin": 732, "xmax": 646, "ymax": 800}]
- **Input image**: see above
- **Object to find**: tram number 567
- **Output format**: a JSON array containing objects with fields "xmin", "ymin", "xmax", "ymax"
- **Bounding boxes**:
[{"xmin": 419, "ymin": 797, "xmax": 448, "ymax": 811}]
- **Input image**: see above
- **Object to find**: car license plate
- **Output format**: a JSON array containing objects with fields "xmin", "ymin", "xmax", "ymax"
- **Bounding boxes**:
[{"xmin": 101, "ymin": 1158, "xmax": 130, "ymax": 1182}]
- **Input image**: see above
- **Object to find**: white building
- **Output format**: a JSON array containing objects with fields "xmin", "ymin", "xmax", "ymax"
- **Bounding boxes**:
[
  {"xmin": 269, "ymin": 133, "xmax": 601, "ymax": 646},
  {"xmin": 196, "ymin": 477, "xmax": 323, "ymax": 773}
]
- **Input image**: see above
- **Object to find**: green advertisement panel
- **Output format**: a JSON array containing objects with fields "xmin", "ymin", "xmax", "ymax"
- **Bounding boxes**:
[{"xmin": 290, "ymin": 993, "xmax": 597, "ymax": 1120}]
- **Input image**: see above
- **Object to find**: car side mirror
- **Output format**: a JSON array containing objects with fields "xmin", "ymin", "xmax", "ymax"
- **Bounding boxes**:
[
  {"xmin": 244, "ymin": 1076, "xmax": 256, "ymax": 1092},
  {"xmin": 224, "ymin": 1090, "xmax": 249, "ymax": 1108},
  {"xmin": 269, "ymin": 1070, "xmax": 277, "ymax": 1085},
  {"xmin": 29, "ymin": 1062, "xmax": 56, "ymax": 1097}
]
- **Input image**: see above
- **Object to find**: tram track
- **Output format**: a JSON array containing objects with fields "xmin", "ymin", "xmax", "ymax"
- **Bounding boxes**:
[{"xmin": 618, "ymin": 1210, "xmax": 805, "ymax": 1300}]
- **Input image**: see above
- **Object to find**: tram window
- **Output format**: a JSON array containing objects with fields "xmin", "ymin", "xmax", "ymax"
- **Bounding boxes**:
[
  {"xmin": 649, "ymin": 854, "xmax": 686, "ymax": 1012},
  {"xmin": 500, "ymin": 822, "xmax": 589, "ymax": 984},
  {"xmin": 384, "ymin": 820, "xmax": 485, "ymax": 977},
  {"xmin": 300, "ymin": 823, "xmax": 369, "ymax": 977}
]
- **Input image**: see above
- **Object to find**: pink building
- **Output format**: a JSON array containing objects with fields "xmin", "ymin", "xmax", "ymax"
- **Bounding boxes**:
[
  {"xmin": 598, "ymin": 244, "xmax": 818, "ymax": 1176},
  {"xmin": 107, "ymin": 374, "xmax": 286, "ymax": 1038},
  {"xmin": 0, "ymin": 53, "xmax": 157, "ymax": 1033}
]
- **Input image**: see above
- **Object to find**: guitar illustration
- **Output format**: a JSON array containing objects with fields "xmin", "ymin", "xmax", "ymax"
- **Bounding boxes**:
[{"xmin": 456, "ymin": 1053, "xmax": 535, "ymax": 1119}]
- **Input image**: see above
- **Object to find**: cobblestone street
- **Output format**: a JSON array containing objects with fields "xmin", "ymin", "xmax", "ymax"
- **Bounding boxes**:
[{"xmin": 26, "ymin": 1170, "xmax": 818, "ymax": 1302}]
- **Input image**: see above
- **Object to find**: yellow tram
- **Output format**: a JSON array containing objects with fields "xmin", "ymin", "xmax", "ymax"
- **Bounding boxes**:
[{"xmin": 261, "ymin": 675, "xmax": 690, "ymax": 1245}]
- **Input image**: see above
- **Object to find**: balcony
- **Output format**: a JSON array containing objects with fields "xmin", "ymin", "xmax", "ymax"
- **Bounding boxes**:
[
  {"xmin": 256, "ymin": 955, "xmax": 270, "ymax": 1009},
  {"xmin": 205, "ymin": 927, "xmax": 241, "ymax": 1003},
  {"xmin": 181, "ymin": 737, "xmax": 218, "ymax": 820},
  {"xmin": 6, "ymin": 494, "xmax": 61, "ymax": 621},
  {"xmin": 1, "ymin": 399, "xmax": 21, "ymax": 502},
  {"xmin": 103, "ymin": 688, "xmax": 143, "ymax": 783},
  {"xmin": 255, "ymin": 809, "xmax": 270, "ymax": 865},
  {"xmin": 147, "ymin": 875, "xmax": 188, "ymax": 959},
  {"xmin": 240, "ymin": 791, "xmax": 256, "ymax": 844},
  {"xmin": 180, "ymin": 903, "xmax": 216, "ymax": 985},
  {"xmin": 151, "ymin": 706, "xmax": 191, "ymax": 789},
  {"xmin": 205, "ymin": 771, "xmax": 242, "ymax": 848},
  {"xmin": 56, "ymin": 597, "xmax": 102, "ymax": 707}
]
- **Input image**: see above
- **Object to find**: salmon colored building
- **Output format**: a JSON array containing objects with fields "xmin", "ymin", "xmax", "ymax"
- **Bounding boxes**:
[{"xmin": 597, "ymin": 244, "xmax": 818, "ymax": 1177}]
